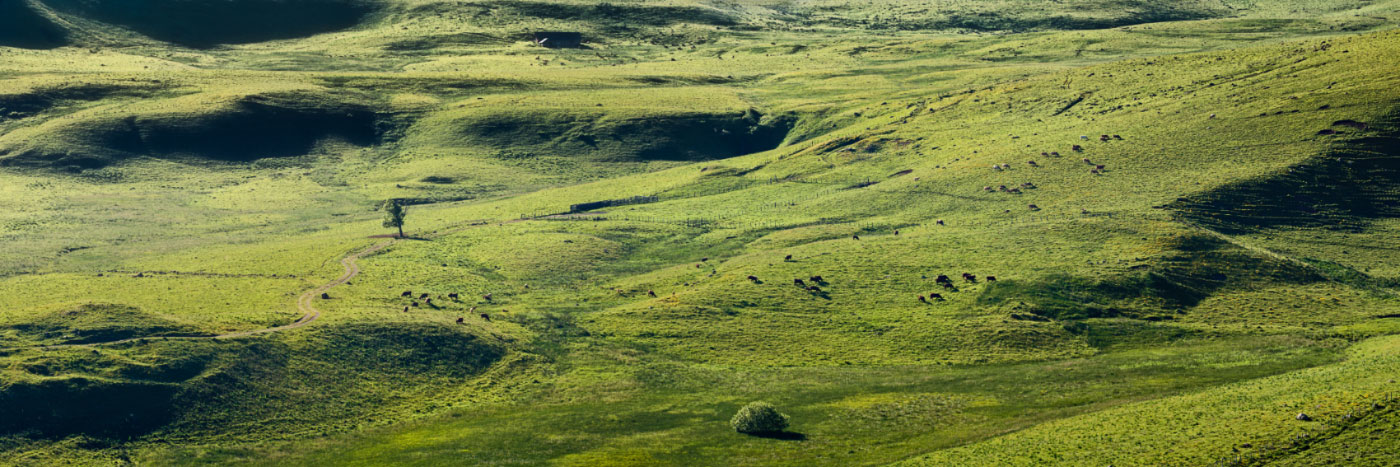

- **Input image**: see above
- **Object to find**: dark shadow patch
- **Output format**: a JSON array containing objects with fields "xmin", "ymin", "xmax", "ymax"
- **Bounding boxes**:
[
  {"xmin": 43, "ymin": 0, "xmax": 378, "ymax": 48},
  {"xmin": 977, "ymin": 235, "xmax": 1322, "ymax": 321},
  {"xmin": 748, "ymin": 431, "xmax": 807, "ymax": 441},
  {"xmin": 1171, "ymin": 114, "xmax": 1399, "ymax": 234},
  {"xmin": 0, "ymin": 0, "xmax": 68, "ymax": 49}
]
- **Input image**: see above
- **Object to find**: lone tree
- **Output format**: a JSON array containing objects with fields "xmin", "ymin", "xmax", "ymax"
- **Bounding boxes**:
[
  {"xmin": 730, "ymin": 401, "xmax": 789, "ymax": 435},
  {"xmin": 382, "ymin": 199, "xmax": 407, "ymax": 238}
]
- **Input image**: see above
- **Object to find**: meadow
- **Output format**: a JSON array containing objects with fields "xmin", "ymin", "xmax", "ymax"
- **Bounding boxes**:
[{"xmin": 1, "ymin": 0, "xmax": 1399, "ymax": 465}]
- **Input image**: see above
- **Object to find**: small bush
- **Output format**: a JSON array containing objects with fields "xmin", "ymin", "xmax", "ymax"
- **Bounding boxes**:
[{"xmin": 730, "ymin": 401, "xmax": 789, "ymax": 434}]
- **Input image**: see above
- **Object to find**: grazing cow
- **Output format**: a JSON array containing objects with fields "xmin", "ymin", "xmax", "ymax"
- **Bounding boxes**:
[
  {"xmin": 425, "ymin": 298, "xmax": 433, "ymax": 305},
  {"xmin": 456, "ymin": 317, "xmax": 465, "ymax": 324},
  {"xmin": 992, "ymin": 165, "xmax": 1003, "ymax": 171},
  {"xmin": 998, "ymin": 185, "xmax": 1008, "ymax": 191},
  {"xmin": 469, "ymin": 306, "xmax": 477, "ymax": 313},
  {"xmin": 1091, "ymin": 169, "xmax": 1101, "ymax": 175},
  {"xmin": 918, "ymin": 295, "xmax": 928, "ymax": 303},
  {"xmin": 701, "ymin": 257, "xmax": 709, "ymax": 262},
  {"xmin": 1050, "ymin": 151, "xmax": 1060, "ymax": 156},
  {"xmin": 411, "ymin": 301, "xmax": 420, "ymax": 307},
  {"xmin": 483, "ymin": 293, "xmax": 493, "ymax": 301},
  {"xmin": 402, "ymin": 306, "xmax": 409, "ymax": 313},
  {"xmin": 963, "ymin": 273, "xmax": 976, "ymax": 282},
  {"xmin": 448, "ymin": 292, "xmax": 459, "ymax": 299},
  {"xmin": 1096, "ymin": 164, "xmax": 1105, "ymax": 170},
  {"xmin": 785, "ymin": 254, "xmax": 793, "ymax": 261},
  {"xmin": 481, "ymin": 313, "xmax": 490, "ymax": 321},
  {"xmin": 648, "ymin": 290, "xmax": 657, "ymax": 297},
  {"xmin": 984, "ymin": 186, "xmax": 994, "ymax": 192},
  {"xmin": 419, "ymin": 293, "xmax": 430, "ymax": 300},
  {"xmin": 795, "ymin": 278, "xmax": 806, "ymax": 286},
  {"xmin": 321, "ymin": 293, "xmax": 330, "ymax": 300},
  {"xmin": 1008, "ymin": 188, "xmax": 1021, "ymax": 194},
  {"xmin": 1040, "ymin": 152, "xmax": 1049, "ymax": 156},
  {"xmin": 936, "ymin": 219, "xmax": 945, "ymax": 226},
  {"xmin": 1082, "ymin": 158, "xmax": 1092, "ymax": 164},
  {"xmin": 935, "ymin": 274, "xmax": 951, "ymax": 284},
  {"xmin": 852, "ymin": 234, "xmax": 860, "ymax": 240},
  {"xmin": 941, "ymin": 282, "xmax": 956, "ymax": 290},
  {"xmin": 986, "ymin": 276, "xmax": 997, "ymax": 282},
  {"xmin": 807, "ymin": 286, "xmax": 822, "ymax": 292},
  {"xmin": 1100, "ymin": 134, "xmax": 1110, "ymax": 141},
  {"xmin": 810, "ymin": 275, "xmax": 824, "ymax": 283},
  {"xmin": 402, "ymin": 291, "xmax": 413, "ymax": 297},
  {"xmin": 929, "ymin": 293, "xmax": 944, "ymax": 300},
  {"xmin": 1072, "ymin": 145, "xmax": 1083, "ymax": 152},
  {"xmin": 1028, "ymin": 204, "xmax": 1039, "ymax": 210},
  {"xmin": 1113, "ymin": 135, "xmax": 1123, "ymax": 140},
  {"xmin": 1028, "ymin": 161, "xmax": 1038, "ymax": 167},
  {"xmin": 748, "ymin": 275, "xmax": 760, "ymax": 282}
]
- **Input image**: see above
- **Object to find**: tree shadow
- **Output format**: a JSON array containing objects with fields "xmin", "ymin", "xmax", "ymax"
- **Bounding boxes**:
[{"xmin": 747, "ymin": 431, "xmax": 807, "ymax": 441}]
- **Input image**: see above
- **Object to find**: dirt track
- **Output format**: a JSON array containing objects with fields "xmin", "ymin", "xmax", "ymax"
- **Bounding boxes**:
[{"xmin": 0, "ymin": 240, "xmax": 394, "ymax": 351}]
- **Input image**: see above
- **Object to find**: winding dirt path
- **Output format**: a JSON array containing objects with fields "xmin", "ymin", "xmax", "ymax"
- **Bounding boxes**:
[{"xmin": 1, "ymin": 240, "xmax": 394, "ymax": 351}]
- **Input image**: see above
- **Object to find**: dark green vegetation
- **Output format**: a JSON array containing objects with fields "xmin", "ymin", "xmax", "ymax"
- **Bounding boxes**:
[{"xmin": 2, "ymin": 0, "xmax": 1399, "ymax": 465}]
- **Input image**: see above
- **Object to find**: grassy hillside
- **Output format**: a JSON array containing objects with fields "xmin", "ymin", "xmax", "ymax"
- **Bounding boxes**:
[{"xmin": 1, "ymin": 0, "xmax": 1398, "ymax": 465}]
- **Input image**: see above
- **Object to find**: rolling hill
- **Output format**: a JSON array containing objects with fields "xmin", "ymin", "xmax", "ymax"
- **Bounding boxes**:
[{"xmin": 1, "ymin": 0, "xmax": 1398, "ymax": 465}]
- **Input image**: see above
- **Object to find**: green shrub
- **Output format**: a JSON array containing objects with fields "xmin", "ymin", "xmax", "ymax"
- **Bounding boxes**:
[{"xmin": 730, "ymin": 401, "xmax": 789, "ymax": 434}]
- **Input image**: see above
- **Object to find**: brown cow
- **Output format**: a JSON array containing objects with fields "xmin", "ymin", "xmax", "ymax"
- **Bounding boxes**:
[
  {"xmin": 918, "ymin": 295, "xmax": 928, "ymax": 303},
  {"xmin": 929, "ymin": 293, "xmax": 944, "ymax": 300}
]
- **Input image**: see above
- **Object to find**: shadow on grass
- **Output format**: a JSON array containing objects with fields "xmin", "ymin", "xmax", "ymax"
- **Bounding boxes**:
[{"xmin": 746, "ymin": 431, "xmax": 807, "ymax": 441}]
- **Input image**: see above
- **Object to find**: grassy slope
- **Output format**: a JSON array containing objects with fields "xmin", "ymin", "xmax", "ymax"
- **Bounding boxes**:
[{"xmin": 0, "ymin": 0, "xmax": 1399, "ymax": 465}]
